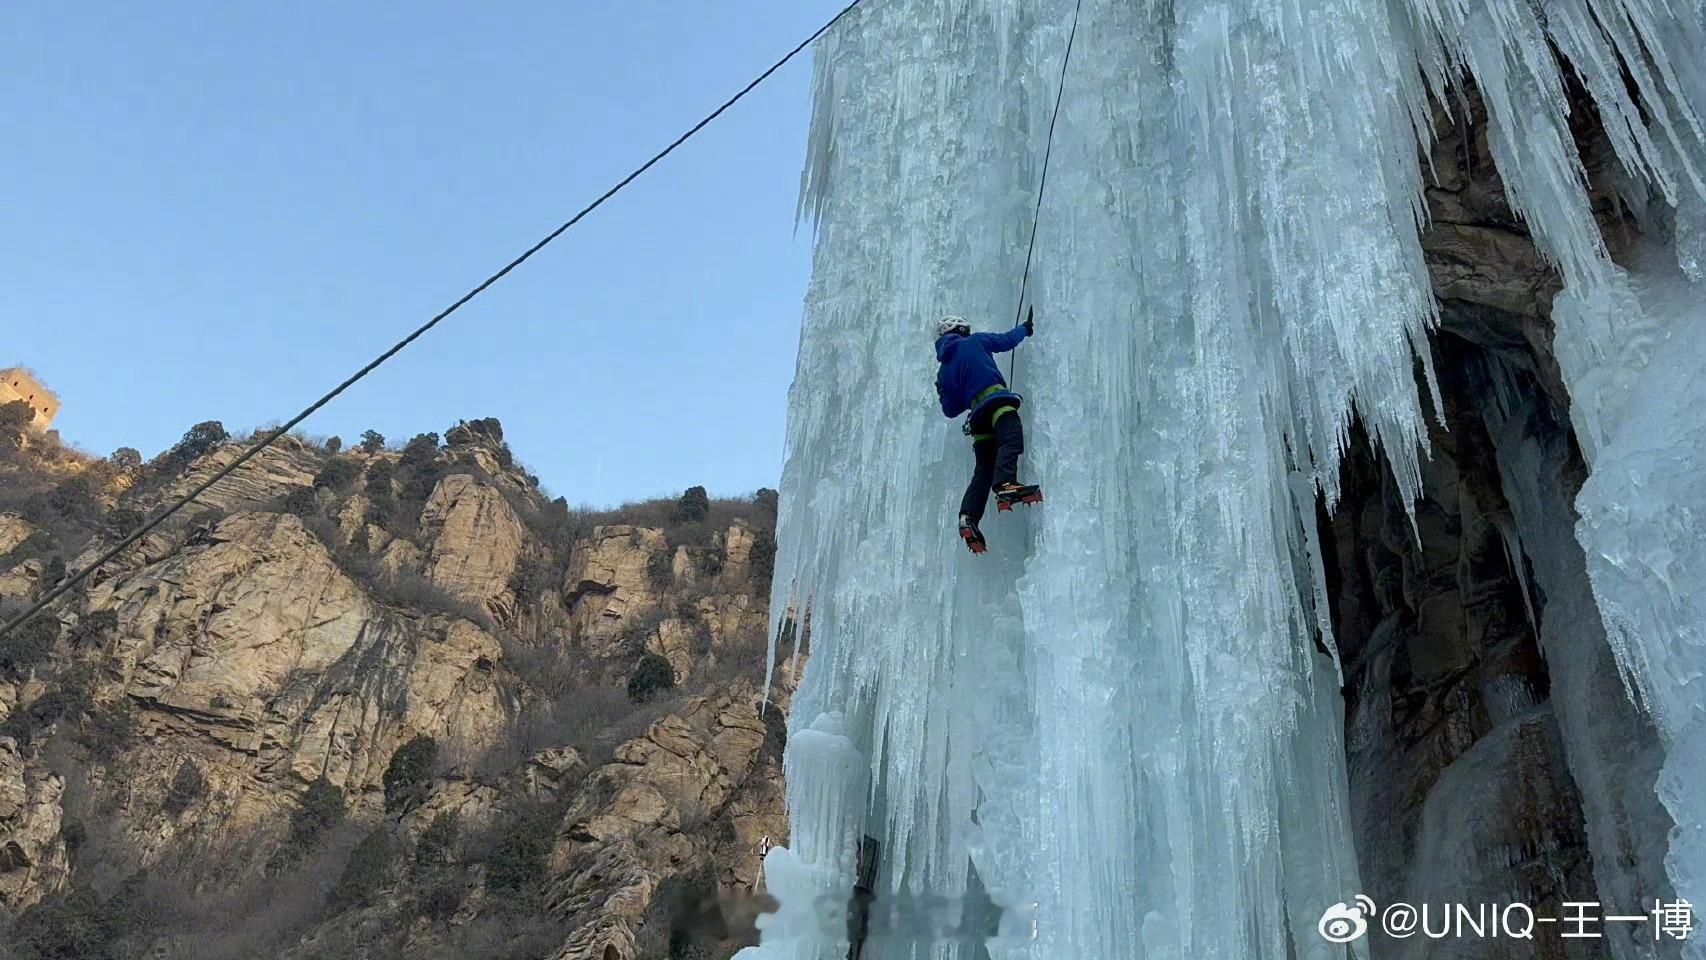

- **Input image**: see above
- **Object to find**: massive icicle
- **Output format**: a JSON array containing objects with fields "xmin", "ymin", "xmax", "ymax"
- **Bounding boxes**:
[{"xmin": 750, "ymin": 0, "xmax": 1706, "ymax": 957}]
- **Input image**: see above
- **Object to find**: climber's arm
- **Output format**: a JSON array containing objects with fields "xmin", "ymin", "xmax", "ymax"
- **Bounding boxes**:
[{"xmin": 972, "ymin": 323, "xmax": 1030, "ymax": 354}]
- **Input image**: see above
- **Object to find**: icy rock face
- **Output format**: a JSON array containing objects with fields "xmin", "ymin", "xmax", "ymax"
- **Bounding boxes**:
[
  {"xmin": 1563, "ymin": 246, "xmax": 1706, "ymax": 952},
  {"xmin": 1414, "ymin": 0, "xmax": 1706, "ymax": 944},
  {"xmin": 1329, "ymin": 331, "xmax": 1677, "ymax": 960},
  {"xmin": 760, "ymin": 1, "xmax": 1706, "ymax": 958}
]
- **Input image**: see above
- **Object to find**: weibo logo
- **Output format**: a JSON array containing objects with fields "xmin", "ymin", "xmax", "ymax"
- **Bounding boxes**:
[{"xmin": 1318, "ymin": 895, "xmax": 1375, "ymax": 943}]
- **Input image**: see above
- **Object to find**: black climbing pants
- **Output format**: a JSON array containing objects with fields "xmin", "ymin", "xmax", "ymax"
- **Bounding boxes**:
[{"xmin": 959, "ymin": 405, "xmax": 1024, "ymax": 524}]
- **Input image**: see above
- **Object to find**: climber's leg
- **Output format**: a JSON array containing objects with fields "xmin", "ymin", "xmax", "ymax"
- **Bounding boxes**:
[
  {"xmin": 960, "ymin": 435, "xmax": 998, "ymax": 525},
  {"xmin": 991, "ymin": 409, "xmax": 1043, "ymax": 510},
  {"xmin": 990, "ymin": 407, "xmax": 1024, "ymax": 488}
]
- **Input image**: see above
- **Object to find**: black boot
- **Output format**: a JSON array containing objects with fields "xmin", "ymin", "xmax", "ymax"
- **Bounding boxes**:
[{"xmin": 959, "ymin": 514, "xmax": 987, "ymax": 554}]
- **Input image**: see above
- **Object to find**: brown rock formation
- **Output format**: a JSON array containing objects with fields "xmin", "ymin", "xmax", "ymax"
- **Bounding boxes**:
[
  {"xmin": 0, "ymin": 561, "xmax": 42, "ymax": 604},
  {"xmin": 0, "ymin": 422, "xmax": 782, "ymax": 959},
  {"xmin": 420, "ymin": 474, "xmax": 525, "ymax": 617},
  {"xmin": 565, "ymin": 525, "xmax": 670, "ymax": 651},
  {"xmin": 0, "ymin": 516, "xmax": 32, "ymax": 558},
  {"xmin": 0, "ymin": 739, "xmax": 66, "ymax": 911},
  {"xmin": 546, "ymin": 688, "xmax": 779, "ymax": 960},
  {"xmin": 62, "ymin": 509, "xmax": 509, "ymax": 857}
]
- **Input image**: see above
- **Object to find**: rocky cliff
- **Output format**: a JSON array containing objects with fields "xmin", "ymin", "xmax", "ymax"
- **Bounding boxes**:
[{"xmin": 0, "ymin": 420, "xmax": 789, "ymax": 960}]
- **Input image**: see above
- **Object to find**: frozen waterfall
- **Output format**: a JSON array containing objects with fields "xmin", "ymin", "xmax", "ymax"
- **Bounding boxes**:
[{"xmin": 747, "ymin": 0, "xmax": 1706, "ymax": 957}]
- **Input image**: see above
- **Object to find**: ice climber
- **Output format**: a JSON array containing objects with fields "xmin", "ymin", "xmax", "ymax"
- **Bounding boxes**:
[{"xmin": 935, "ymin": 311, "xmax": 1043, "ymax": 554}]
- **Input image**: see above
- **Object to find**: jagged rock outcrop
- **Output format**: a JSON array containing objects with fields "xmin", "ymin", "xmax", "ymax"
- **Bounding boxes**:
[
  {"xmin": 0, "ymin": 739, "xmax": 67, "ymax": 911},
  {"xmin": 420, "ymin": 474, "xmax": 524, "ymax": 616},
  {"xmin": 1330, "ymin": 396, "xmax": 1593, "ymax": 918},
  {"xmin": 564, "ymin": 525, "xmax": 669, "ymax": 652},
  {"xmin": 718, "ymin": 522, "xmax": 758, "ymax": 582},
  {"xmin": 0, "ymin": 419, "xmax": 782, "ymax": 959},
  {"xmin": 0, "ymin": 560, "xmax": 42, "ymax": 603},
  {"xmin": 377, "ymin": 536, "xmax": 424, "ymax": 578},
  {"xmin": 563, "ymin": 692, "xmax": 765, "ymax": 844},
  {"xmin": 647, "ymin": 616, "xmax": 707, "ymax": 683},
  {"xmin": 0, "ymin": 514, "xmax": 32, "ymax": 556},
  {"xmin": 81, "ymin": 510, "xmax": 509, "ymax": 829},
  {"xmin": 643, "ymin": 594, "xmax": 770, "ymax": 687},
  {"xmin": 547, "ymin": 688, "xmax": 777, "ymax": 960},
  {"xmin": 155, "ymin": 435, "xmax": 319, "ymax": 513}
]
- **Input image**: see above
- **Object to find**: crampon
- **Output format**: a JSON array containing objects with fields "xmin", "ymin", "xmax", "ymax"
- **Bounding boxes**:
[
  {"xmin": 994, "ymin": 483, "xmax": 1044, "ymax": 512},
  {"xmin": 959, "ymin": 515, "xmax": 987, "ymax": 554}
]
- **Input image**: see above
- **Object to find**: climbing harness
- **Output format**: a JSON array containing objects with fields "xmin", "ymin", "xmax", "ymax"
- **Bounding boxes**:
[
  {"xmin": 1007, "ymin": 0, "xmax": 1085, "ymax": 386},
  {"xmin": 962, "ymin": 383, "xmax": 1019, "ymax": 439},
  {"xmin": 0, "ymin": 0, "xmax": 873, "ymax": 642}
]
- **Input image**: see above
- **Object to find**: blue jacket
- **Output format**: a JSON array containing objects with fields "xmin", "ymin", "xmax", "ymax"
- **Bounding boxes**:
[{"xmin": 935, "ymin": 324, "xmax": 1029, "ymax": 418}]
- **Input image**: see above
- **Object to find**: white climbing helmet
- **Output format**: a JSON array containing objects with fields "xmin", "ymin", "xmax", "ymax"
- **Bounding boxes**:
[{"xmin": 937, "ymin": 316, "xmax": 971, "ymax": 338}]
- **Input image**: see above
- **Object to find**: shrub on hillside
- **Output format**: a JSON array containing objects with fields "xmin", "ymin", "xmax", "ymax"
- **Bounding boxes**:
[
  {"xmin": 41, "ymin": 555, "xmax": 66, "ymax": 590},
  {"xmin": 646, "ymin": 549, "xmax": 673, "ymax": 587},
  {"xmin": 76, "ymin": 699, "xmax": 135, "ymax": 763},
  {"xmin": 68, "ymin": 610, "xmax": 118, "ymax": 649},
  {"xmin": 399, "ymin": 433, "xmax": 440, "ymax": 471},
  {"xmin": 416, "ymin": 876, "xmax": 467, "ymax": 922},
  {"xmin": 157, "ymin": 420, "xmax": 228, "ymax": 475},
  {"xmin": 363, "ymin": 461, "xmax": 399, "ymax": 529},
  {"xmin": 626, "ymin": 653, "xmax": 676, "ymax": 704},
  {"xmin": 46, "ymin": 475, "xmax": 100, "ymax": 526},
  {"xmin": 278, "ymin": 487, "xmax": 316, "ymax": 518},
  {"xmin": 358, "ymin": 430, "xmax": 386, "ymax": 453},
  {"xmin": 416, "ymin": 811, "xmax": 460, "ymax": 865},
  {"xmin": 0, "ymin": 614, "xmax": 57, "ymax": 681},
  {"xmin": 564, "ymin": 489, "xmax": 766, "ymax": 552},
  {"xmin": 0, "ymin": 664, "xmax": 93, "ymax": 746},
  {"xmin": 750, "ymin": 531, "xmax": 777, "ymax": 582},
  {"xmin": 10, "ymin": 884, "xmax": 118, "ymax": 960},
  {"xmin": 289, "ymin": 776, "xmax": 346, "ymax": 846},
  {"xmin": 507, "ymin": 552, "xmax": 556, "ymax": 607},
  {"xmin": 0, "ymin": 398, "xmax": 34, "ymax": 448},
  {"xmin": 312, "ymin": 458, "xmax": 360, "ymax": 491},
  {"xmin": 672, "ymin": 486, "xmax": 710, "ymax": 524},
  {"xmin": 399, "ymin": 465, "xmax": 445, "ymax": 508},
  {"xmin": 60, "ymin": 820, "xmax": 87, "ymax": 856},
  {"xmin": 695, "ymin": 548, "xmax": 724, "ymax": 577},
  {"xmin": 480, "ymin": 798, "xmax": 563, "ymax": 894},
  {"xmin": 108, "ymin": 447, "xmax": 143, "ymax": 474},
  {"xmin": 328, "ymin": 827, "xmax": 394, "ymax": 911},
  {"xmin": 163, "ymin": 760, "xmax": 207, "ymax": 816},
  {"xmin": 383, "ymin": 735, "xmax": 439, "ymax": 813},
  {"xmin": 355, "ymin": 433, "xmax": 447, "ymax": 530},
  {"xmin": 104, "ymin": 507, "xmax": 144, "ymax": 538}
]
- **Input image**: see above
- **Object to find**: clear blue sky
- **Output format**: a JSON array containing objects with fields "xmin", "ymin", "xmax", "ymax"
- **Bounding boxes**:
[{"xmin": 2, "ymin": 2, "xmax": 840, "ymax": 506}]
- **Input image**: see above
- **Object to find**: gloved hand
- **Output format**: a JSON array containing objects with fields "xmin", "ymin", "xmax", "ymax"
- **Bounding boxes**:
[{"xmin": 1022, "ymin": 306, "xmax": 1035, "ymax": 336}]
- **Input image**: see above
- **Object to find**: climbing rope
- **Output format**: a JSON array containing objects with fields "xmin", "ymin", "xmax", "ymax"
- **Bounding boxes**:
[
  {"xmin": 0, "ymin": 0, "xmax": 871, "ymax": 642},
  {"xmin": 1008, "ymin": 0, "xmax": 1085, "ymax": 385}
]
